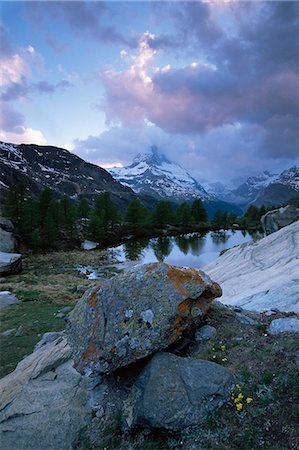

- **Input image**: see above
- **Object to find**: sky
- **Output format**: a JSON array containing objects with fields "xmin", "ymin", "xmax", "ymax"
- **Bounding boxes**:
[{"xmin": 0, "ymin": 0, "xmax": 298, "ymax": 185}]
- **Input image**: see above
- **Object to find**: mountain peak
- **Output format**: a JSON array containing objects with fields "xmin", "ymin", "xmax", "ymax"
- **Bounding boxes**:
[
  {"xmin": 132, "ymin": 146, "xmax": 169, "ymax": 167},
  {"xmin": 109, "ymin": 147, "xmax": 211, "ymax": 202}
]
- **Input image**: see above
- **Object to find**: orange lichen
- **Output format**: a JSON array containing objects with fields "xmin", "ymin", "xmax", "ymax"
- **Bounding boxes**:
[
  {"xmin": 166, "ymin": 265, "xmax": 203, "ymax": 297},
  {"xmin": 88, "ymin": 285, "xmax": 101, "ymax": 308}
]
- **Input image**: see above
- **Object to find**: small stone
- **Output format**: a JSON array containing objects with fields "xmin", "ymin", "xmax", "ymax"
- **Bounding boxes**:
[
  {"xmin": 55, "ymin": 313, "xmax": 65, "ymax": 319},
  {"xmin": 265, "ymin": 310, "xmax": 277, "ymax": 316},
  {"xmin": 15, "ymin": 325, "xmax": 26, "ymax": 337},
  {"xmin": 58, "ymin": 307, "xmax": 73, "ymax": 315},
  {"xmin": 1, "ymin": 328, "xmax": 16, "ymax": 337},
  {"xmin": 236, "ymin": 313, "xmax": 257, "ymax": 325},
  {"xmin": 269, "ymin": 318, "xmax": 299, "ymax": 335},
  {"xmin": 195, "ymin": 325, "xmax": 217, "ymax": 342}
]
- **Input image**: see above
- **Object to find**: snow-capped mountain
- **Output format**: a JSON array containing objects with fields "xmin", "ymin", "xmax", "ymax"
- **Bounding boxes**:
[
  {"xmin": 0, "ymin": 141, "xmax": 135, "ymax": 210},
  {"xmin": 204, "ymin": 168, "xmax": 299, "ymax": 208},
  {"xmin": 108, "ymin": 146, "xmax": 212, "ymax": 202}
]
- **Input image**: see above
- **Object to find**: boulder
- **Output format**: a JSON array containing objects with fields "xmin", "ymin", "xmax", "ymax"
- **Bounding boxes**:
[
  {"xmin": 0, "ymin": 291, "xmax": 21, "ymax": 309},
  {"xmin": 0, "ymin": 217, "xmax": 17, "ymax": 253},
  {"xmin": 204, "ymin": 220, "xmax": 299, "ymax": 313},
  {"xmin": 268, "ymin": 318, "xmax": 299, "ymax": 335},
  {"xmin": 66, "ymin": 262, "xmax": 221, "ymax": 375},
  {"xmin": 195, "ymin": 325, "xmax": 217, "ymax": 342},
  {"xmin": 0, "ymin": 251, "xmax": 22, "ymax": 275},
  {"xmin": 81, "ymin": 240, "xmax": 98, "ymax": 251},
  {"xmin": 122, "ymin": 352, "xmax": 234, "ymax": 430},
  {"xmin": 0, "ymin": 334, "xmax": 89, "ymax": 450},
  {"xmin": 261, "ymin": 204, "xmax": 299, "ymax": 235}
]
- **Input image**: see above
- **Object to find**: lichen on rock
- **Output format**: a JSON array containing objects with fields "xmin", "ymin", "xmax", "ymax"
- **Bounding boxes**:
[{"xmin": 66, "ymin": 262, "xmax": 222, "ymax": 375}]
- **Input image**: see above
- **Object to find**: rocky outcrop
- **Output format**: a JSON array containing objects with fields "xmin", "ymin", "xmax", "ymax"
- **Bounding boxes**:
[
  {"xmin": 0, "ymin": 291, "xmax": 21, "ymax": 309},
  {"xmin": 66, "ymin": 262, "xmax": 221, "ymax": 375},
  {"xmin": 0, "ymin": 251, "xmax": 22, "ymax": 275},
  {"xmin": 204, "ymin": 220, "xmax": 299, "ymax": 313},
  {"xmin": 0, "ymin": 217, "xmax": 17, "ymax": 253},
  {"xmin": 122, "ymin": 352, "xmax": 234, "ymax": 430},
  {"xmin": 0, "ymin": 333, "xmax": 89, "ymax": 450},
  {"xmin": 261, "ymin": 204, "xmax": 299, "ymax": 235}
]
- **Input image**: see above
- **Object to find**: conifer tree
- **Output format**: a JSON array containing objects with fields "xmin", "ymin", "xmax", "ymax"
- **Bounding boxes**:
[
  {"xmin": 152, "ymin": 201, "xmax": 174, "ymax": 227},
  {"xmin": 191, "ymin": 198, "xmax": 207, "ymax": 223},
  {"xmin": 176, "ymin": 202, "xmax": 191, "ymax": 226}
]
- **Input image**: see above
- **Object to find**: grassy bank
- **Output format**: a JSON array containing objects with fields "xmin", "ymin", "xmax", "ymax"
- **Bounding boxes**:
[{"xmin": 0, "ymin": 249, "xmax": 118, "ymax": 377}]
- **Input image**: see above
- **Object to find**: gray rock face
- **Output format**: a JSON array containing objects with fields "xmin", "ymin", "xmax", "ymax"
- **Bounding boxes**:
[
  {"xmin": 204, "ymin": 220, "xmax": 299, "ymax": 313},
  {"xmin": 0, "ymin": 335, "xmax": 89, "ymax": 450},
  {"xmin": 66, "ymin": 262, "xmax": 222, "ymax": 375},
  {"xmin": 268, "ymin": 318, "xmax": 299, "ymax": 335},
  {"xmin": 0, "ymin": 217, "xmax": 17, "ymax": 253},
  {"xmin": 0, "ymin": 251, "xmax": 22, "ymax": 275},
  {"xmin": 261, "ymin": 204, "xmax": 299, "ymax": 235},
  {"xmin": 0, "ymin": 291, "xmax": 21, "ymax": 309},
  {"xmin": 123, "ymin": 352, "xmax": 234, "ymax": 430}
]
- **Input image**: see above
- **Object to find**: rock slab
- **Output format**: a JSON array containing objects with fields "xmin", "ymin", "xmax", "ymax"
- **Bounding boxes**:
[
  {"xmin": 204, "ymin": 220, "xmax": 299, "ymax": 313},
  {"xmin": 0, "ymin": 335, "xmax": 88, "ymax": 450},
  {"xmin": 0, "ymin": 217, "xmax": 17, "ymax": 253},
  {"xmin": 66, "ymin": 262, "xmax": 221, "ymax": 375},
  {"xmin": 261, "ymin": 204, "xmax": 299, "ymax": 235},
  {"xmin": 0, "ymin": 291, "xmax": 21, "ymax": 309},
  {"xmin": 0, "ymin": 251, "xmax": 22, "ymax": 275},
  {"xmin": 123, "ymin": 352, "xmax": 234, "ymax": 430},
  {"xmin": 268, "ymin": 318, "xmax": 299, "ymax": 335}
]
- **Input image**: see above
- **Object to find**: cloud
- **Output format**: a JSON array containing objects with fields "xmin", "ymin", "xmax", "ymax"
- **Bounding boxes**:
[
  {"xmin": 0, "ymin": 127, "xmax": 47, "ymax": 146},
  {"xmin": 98, "ymin": 2, "xmax": 299, "ymax": 163},
  {"xmin": 73, "ymin": 122, "xmax": 296, "ymax": 185},
  {"xmin": 24, "ymin": 1, "xmax": 135, "ymax": 47}
]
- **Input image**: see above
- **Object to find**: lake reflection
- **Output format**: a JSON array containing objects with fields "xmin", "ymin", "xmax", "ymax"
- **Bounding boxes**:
[{"xmin": 114, "ymin": 230, "xmax": 256, "ymax": 269}]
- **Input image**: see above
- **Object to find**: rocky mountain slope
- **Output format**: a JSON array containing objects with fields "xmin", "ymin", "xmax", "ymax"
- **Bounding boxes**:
[
  {"xmin": 108, "ymin": 146, "xmax": 212, "ymax": 202},
  {"xmin": 204, "ymin": 167, "xmax": 299, "ymax": 208},
  {"xmin": 0, "ymin": 141, "xmax": 135, "ymax": 210}
]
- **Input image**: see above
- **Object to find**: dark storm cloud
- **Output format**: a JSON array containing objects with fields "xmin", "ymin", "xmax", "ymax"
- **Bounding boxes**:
[
  {"xmin": 24, "ymin": 1, "xmax": 135, "ymax": 47},
  {"xmin": 100, "ymin": 1, "xmax": 299, "ymax": 162}
]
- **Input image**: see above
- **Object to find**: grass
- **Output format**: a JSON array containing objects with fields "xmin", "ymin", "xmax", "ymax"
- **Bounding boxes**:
[
  {"xmin": 0, "ymin": 248, "xmax": 119, "ymax": 378},
  {"xmin": 0, "ymin": 302, "xmax": 67, "ymax": 377}
]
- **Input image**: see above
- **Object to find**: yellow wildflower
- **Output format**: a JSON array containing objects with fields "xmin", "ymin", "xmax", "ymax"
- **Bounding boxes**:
[
  {"xmin": 221, "ymin": 357, "xmax": 228, "ymax": 362},
  {"xmin": 236, "ymin": 384, "xmax": 241, "ymax": 390},
  {"xmin": 236, "ymin": 403, "xmax": 243, "ymax": 411},
  {"xmin": 246, "ymin": 397, "xmax": 253, "ymax": 404},
  {"xmin": 212, "ymin": 355, "xmax": 216, "ymax": 359},
  {"xmin": 237, "ymin": 393, "xmax": 244, "ymax": 400},
  {"xmin": 221, "ymin": 345, "xmax": 226, "ymax": 351}
]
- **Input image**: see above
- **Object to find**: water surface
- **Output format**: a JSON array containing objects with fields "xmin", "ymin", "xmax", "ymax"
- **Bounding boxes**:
[{"xmin": 112, "ymin": 230, "xmax": 256, "ymax": 270}]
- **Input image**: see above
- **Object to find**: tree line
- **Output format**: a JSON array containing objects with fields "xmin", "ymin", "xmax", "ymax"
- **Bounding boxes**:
[{"xmin": 5, "ymin": 183, "xmax": 269, "ymax": 249}]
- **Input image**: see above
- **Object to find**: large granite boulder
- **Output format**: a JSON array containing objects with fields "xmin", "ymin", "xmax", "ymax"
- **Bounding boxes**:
[
  {"xmin": 123, "ymin": 352, "xmax": 234, "ymax": 430},
  {"xmin": 261, "ymin": 204, "xmax": 299, "ymax": 235},
  {"xmin": 0, "ymin": 334, "xmax": 89, "ymax": 450},
  {"xmin": 0, "ymin": 217, "xmax": 17, "ymax": 253},
  {"xmin": 0, "ymin": 251, "xmax": 22, "ymax": 275},
  {"xmin": 66, "ymin": 262, "xmax": 221, "ymax": 375},
  {"xmin": 204, "ymin": 220, "xmax": 299, "ymax": 313}
]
